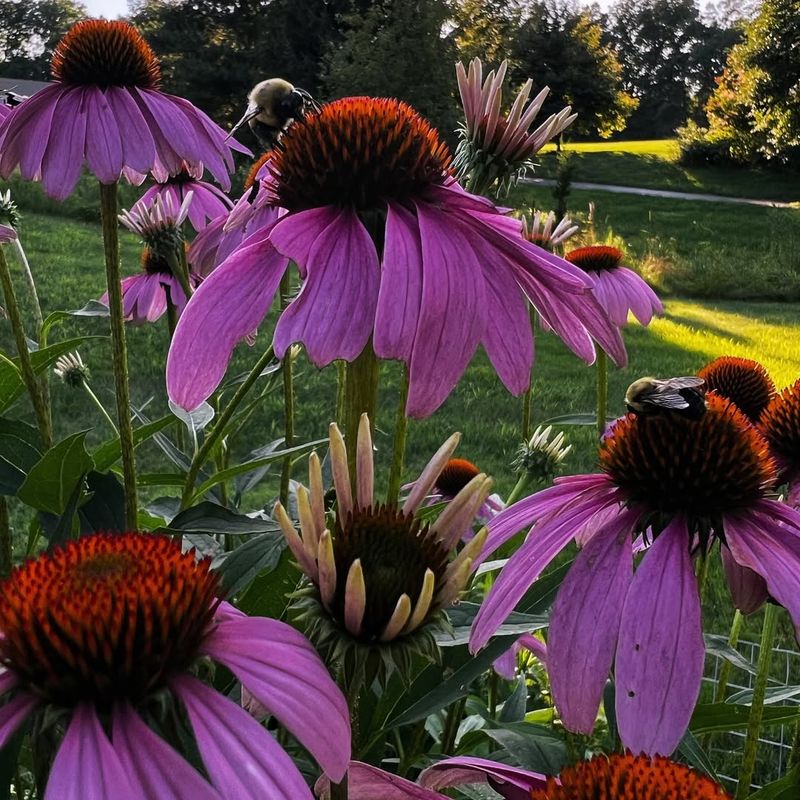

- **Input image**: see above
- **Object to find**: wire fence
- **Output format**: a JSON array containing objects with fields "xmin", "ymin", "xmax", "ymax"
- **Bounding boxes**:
[{"xmin": 703, "ymin": 637, "xmax": 800, "ymax": 792}]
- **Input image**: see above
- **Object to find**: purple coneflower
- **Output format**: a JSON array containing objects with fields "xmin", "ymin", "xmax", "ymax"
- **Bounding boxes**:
[
  {"xmin": 455, "ymin": 58, "xmax": 576, "ymax": 194},
  {"xmin": 275, "ymin": 416, "xmax": 490, "ymax": 665},
  {"xmin": 471, "ymin": 394, "xmax": 800, "ymax": 755},
  {"xmin": 760, "ymin": 378, "xmax": 800, "ymax": 506},
  {"xmin": 101, "ymin": 192, "xmax": 199, "ymax": 323},
  {"xmin": 0, "ymin": 532, "xmax": 350, "ymax": 799},
  {"xmin": 0, "ymin": 20, "xmax": 241, "ymax": 201},
  {"xmin": 522, "ymin": 210, "xmax": 579, "ymax": 251},
  {"xmin": 565, "ymin": 245, "xmax": 662, "ymax": 327},
  {"xmin": 167, "ymin": 97, "xmax": 625, "ymax": 416},
  {"xmin": 139, "ymin": 163, "xmax": 233, "ymax": 232}
]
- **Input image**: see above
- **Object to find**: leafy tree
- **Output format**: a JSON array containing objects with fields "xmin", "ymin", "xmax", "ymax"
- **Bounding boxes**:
[
  {"xmin": 450, "ymin": 0, "xmax": 522, "ymax": 65},
  {"xmin": 322, "ymin": 0, "xmax": 458, "ymax": 137},
  {"xmin": 509, "ymin": 1, "xmax": 636, "ymax": 138},
  {"xmin": 0, "ymin": 0, "xmax": 86, "ymax": 79}
]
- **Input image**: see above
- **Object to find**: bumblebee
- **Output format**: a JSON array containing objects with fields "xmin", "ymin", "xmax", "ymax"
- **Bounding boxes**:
[
  {"xmin": 228, "ymin": 79, "xmax": 320, "ymax": 148},
  {"xmin": 625, "ymin": 376, "xmax": 707, "ymax": 420}
]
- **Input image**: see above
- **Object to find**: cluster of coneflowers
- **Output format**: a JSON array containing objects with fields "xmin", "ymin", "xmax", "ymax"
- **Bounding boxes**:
[{"xmin": 0, "ymin": 14, "xmax": 791, "ymax": 800}]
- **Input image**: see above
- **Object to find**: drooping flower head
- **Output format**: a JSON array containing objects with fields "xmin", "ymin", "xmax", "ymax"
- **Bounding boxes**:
[
  {"xmin": 529, "ymin": 753, "xmax": 730, "ymax": 800},
  {"xmin": 698, "ymin": 356, "xmax": 776, "ymax": 423},
  {"xmin": 102, "ymin": 192, "xmax": 200, "ymax": 323},
  {"xmin": 565, "ymin": 245, "xmax": 663, "ymax": 327},
  {"xmin": 455, "ymin": 58, "xmax": 576, "ymax": 195},
  {"xmin": 0, "ymin": 532, "xmax": 350, "ymax": 798},
  {"xmin": 0, "ymin": 20, "xmax": 243, "ymax": 200},
  {"xmin": 522, "ymin": 210, "xmax": 579, "ymax": 251},
  {"xmin": 168, "ymin": 96, "xmax": 626, "ymax": 417},
  {"xmin": 275, "ymin": 415, "xmax": 490, "ymax": 670},
  {"xmin": 760, "ymin": 378, "xmax": 800, "ymax": 505},
  {"xmin": 471, "ymin": 394, "xmax": 800, "ymax": 756},
  {"xmin": 139, "ymin": 162, "xmax": 233, "ymax": 233}
]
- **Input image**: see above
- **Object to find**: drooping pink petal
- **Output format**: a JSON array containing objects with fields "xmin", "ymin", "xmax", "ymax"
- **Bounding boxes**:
[
  {"xmin": 135, "ymin": 89, "xmax": 202, "ymax": 170},
  {"xmin": 721, "ymin": 541, "xmax": 768, "ymax": 615},
  {"xmin": 268, "ymin": 205, "xmax": 342, "ymax": 276},
  {"xmin": 616, "ymin": 517, "xmax": 705, "ymax": 755},
  {"xmin": 84, "ymin": 89, "xmax": 124, "ymax": 184},
  {"xmin": 166, "ymin": 227, "xmax": 286, "ymax": 410},
  {"xmin": 0, "ymin": 691, "xmax": 38, "ymax": 749},
  {"xmin": 615, "ymin": 267, "xmax": 663, "ymax": 325},
  {"xmin": 405, "ymin": 203, "xmax": 487, "ymax": 418},
  {"xmin": 420, "ymin": 756, "xmax": 548, "ymax": 800},
  {"xmin": 40, "ymin": 88, "xmax": 89, "ymax": 201},
  {"xmin": 492, "ymin": 645, "xmax": 519, "ymax": 680},
  {"xmin": 319, "ymin": 762, "xmax": 445, "ymax": 800},
  {"xmin": 105, "ymin": 87, "xmax": 156, "ymax": 175},
  {"xmin": 273, "ymin": 208, "xmax": 380, "ymax": 365},
  {"xmin": 548, "ymin": 507, "xmax": 637, "ymax": 734},
  {"xmin": 112, "ymin": 703, "xmax": 221, "ymax": 799},
  {"xmin": 45, "ymin": 704, "xmax": 137, "ymax": 800},
  {"xmin": 202, "ymin": 612, "xmax": 350, "ymax": 780},
  {"xmin": 171, "ymin": 674, "xmax": 313, "ymax": 800},
  {"xmin": 0, "ymin": 85, "xmax": 61, "ymax": 180},
  {"xmin": 374, "ymin": 203, "xmax": 423, "ymax": 362}
]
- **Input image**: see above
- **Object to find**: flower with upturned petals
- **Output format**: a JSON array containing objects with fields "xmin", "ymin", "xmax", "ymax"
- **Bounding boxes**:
[
  {"xmin": 529, "ymin": 753, "xmax": 730, "ymax": 800},
  {"xmin": 698, "ymin": 356, "xmax": 776, "ymax": 423},
  {"xmin": 0, "ymin": 532, "xmax": 350, "ymax": 799},
  {"xmin": 565, "ymin": 245, "xmax": 663, "ymax": 327},
  {"xmin": 512, "ymin": 424, "xmax": 572, "ymax": 485},
  {"xmin": 54, "ymin": 351, "xmax": 90, "ymax": 388},
  {"xmin": 275, "ymin": 415, "xmax": 490, "ymax": 670},
  {"xmin": 139, "ymin": 163, "xmax": 233, "ymax": 233},
  {"xmin": 167, "ymin": 96, "xmax": 626, "ymax": 417},
  {"xmin": 470, "ymin": 394, "xmax": 800, "ymax": 756},
  {"xmin": 522, "ymin": 210, "xmax": 579, "ymax": 251},
  {"xmin": 760, "ymin": 378, "xmax": 800, "ymax": 506},
  {"xmin": 455, "ymin": 58, "xmax": 576, "ymax": 195},
  {"xmin": 0, "ymin": 20, "xmax": 244, "ymax": 201}
]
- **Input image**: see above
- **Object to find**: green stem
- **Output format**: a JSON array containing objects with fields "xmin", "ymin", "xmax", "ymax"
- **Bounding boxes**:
[
  {"xmin": 329, "ymin": 776, "xmax": 348, "ymax": 800},
  {"xmin": 789, "ymin": 716, "xmax": 800, "ymax": 769},
  {"xmin": 100, "ymin": 181, "xmax": 138, "ymax": 528},
  {"xmin": 166, "ymin": 246, "xmax": 193, "ymax": 303},
  {"xmin": 336, "ymin": 361, "xmax": 346, "ymax": 428},
  {"xmin": 736, "ymin": 603, "xmax": 778, "ymax": 799},
  {"xmin": 279, "ymin": 274, "xmax": 294, "ymax": 507},
  {"xmin": 441, "ymin": 697, "xmax": 467, "ymax": 755},
  {"xmin": 596, "ymin": 347, "xmax": 608, "ymax": 439},
  {"xmin": 521, "ymin": 308, "xmax": 537, "ymax": 440},
  {"xmin": 0, "ymin": 247, "xmax": 52, "ymax": 448},
  {"xmin": 488, "ymin": 671, "xmax": 499, "ymax": 718},
  {"xmin": 343, "ymin": 342, "xmax": 379, "ymax": 479},
  {"xmin": 714, "ymin": 610, "xmax": 744, "ymax": 703},
  {"xmin": 180, "ymin": 345, "xmax": 275, "ymax": 509},
  {"xmin": 386, "ymin": 366, "xmax": 410, "ymax": 504},
  {"xmin": 83, "ymin": 383, "xmax": 118, "ymax": 435},
  {"xmin": 506, "ymin": 471, "xmax": 533, "ymax": 507},
  {"xmin": 0, "ymin": 496, "xmax": 10, "ymax": 576}
]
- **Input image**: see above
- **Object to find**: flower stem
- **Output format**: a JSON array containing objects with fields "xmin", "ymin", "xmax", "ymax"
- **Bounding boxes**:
[
  {"xmin": 441, "ymin": 697, "xmax": 467, "ymax": 755},
  {"xmin": 180, "ymin": 345, "xmax": 275, "ymax": 509},
  {"xmin": 735, "ymin": 602, "xmax": 778, "ymax": 799},
  {"xmin": 714, "ymin": 610, "xmax": 744, "ymax": 703},
  {"xmin": 386, "ymin": 366, "xmax": 409, "ymax": 504},
  {"xmin": 343, "ymin": 342, "xmax": 379, "ymax": 479},
  {"xmin": 521, "ymin": 307, "xmax": 537, "ymax": 440},
  {"xmin": 279, "ymin": 274, "xmax": 294, "ymax": 507},
  {"xmin": 0, "ymin": 496, "xmax": 10, "ymax": 576},
  {"xmin": 82, "ymin": 383, "xmax": 118, "ymax": 436},
  {"xmin": 336, "ymin": 361, "xmax": 346, "ymax": 428},
  {"xmin": 0, "ymin": 247, "xmax": 52, "ymax": 448},
  {"xmin": 596, "ymin": 347, "xmax": 608, "ymax": 438},
  {"xmin": 99, "ymin": 181, "xmax": 138, "ymax": 528}
]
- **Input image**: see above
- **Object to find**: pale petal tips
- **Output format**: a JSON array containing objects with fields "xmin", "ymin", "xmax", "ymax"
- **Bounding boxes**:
[
  {"xmin": 329, "ymin": 422, "xmax": 353, "ymax": 519},
  {"xmin": 317, "ymin": 530, "xmax": 337, "ymax": 607},
  {"xmin": 356, "ymin": 413, "xmax": 374, "ymax": 509},
  {"xmin": 275, "ymin": 501, "xmax": 318, "ymax": 580},
  {"xmin": 405, "ymin": 568, "xmax": 435, "ymax": 634},
  {"xmin": 380, "ymin": 594, "xmax": 413, "ymax": 642},
  {"xmin": 344, "ymin": 559, "xmax": 366, "ymax": 637}
]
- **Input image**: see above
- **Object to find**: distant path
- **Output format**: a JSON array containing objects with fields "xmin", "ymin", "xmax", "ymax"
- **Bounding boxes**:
[{"xmin": 523, "ymin": 177, "xmax": 798, "ymax": 209}]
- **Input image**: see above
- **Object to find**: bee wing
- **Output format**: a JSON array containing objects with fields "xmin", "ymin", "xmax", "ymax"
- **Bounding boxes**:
[
  {"xmin": 665, "ymin": 376, "xmax": 706, "ymax": 390},
  {"xmin": 641, "ymin": 379, "xmax": 700, "ymax": 409}
]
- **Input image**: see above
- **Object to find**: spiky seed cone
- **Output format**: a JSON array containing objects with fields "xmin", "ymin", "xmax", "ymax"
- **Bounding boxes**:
[{"xmin": 698, "ymin": 356, "xmax": 776, "ymax": 423}]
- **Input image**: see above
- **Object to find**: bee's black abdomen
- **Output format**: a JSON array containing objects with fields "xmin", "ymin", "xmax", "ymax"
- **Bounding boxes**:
[{"xmin": 678, "ymin": 388, "xmax": 707, "ymax": 419}]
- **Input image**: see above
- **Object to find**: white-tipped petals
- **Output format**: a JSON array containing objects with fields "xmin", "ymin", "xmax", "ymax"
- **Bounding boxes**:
[
  {"xmin": 403, "ymin": 432, "xmax": 461, "ymax": 515},
  {"xmin": 405, "ymin": 568, "xmax": 435, "ymax": 634},
  {"xmin": 356, "ymin": 413, "xmax": 374, "ymax": 509},
  {"xmin": 344, "ymin": 559, "xmax": 366, "ymax": 637},
  {"xmin": 308, "ymin": 451, "xmax": 326, "ymax": 538},
  {"xmin": 317, "ymin": 530, "xmax": 336, "ymax": 607},
  {"xmin": 297, "ymin": 485, "xmax": 319, "ymax": 561},
  {"xmin": 380, "ymin": 594, "xmax": 413, "ymax": 642},
  {"xmin": 275, "ymin": 502, "xmax": 317, "ymax": 579},
  {"xmin": 329, "ymin": 422, "xmax": 353, "ymax": 519},
  {"xmin": 433, "ymin": 473, "xmax": 492, "ymax": 549}
]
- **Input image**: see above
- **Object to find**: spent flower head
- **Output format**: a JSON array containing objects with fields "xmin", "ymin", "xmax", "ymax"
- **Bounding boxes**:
[
  {"xmin": 0, "ymin": 189, "xmax": 20, "ymax": 230},
  {"xmin": 521, "ymin": 210, "xmax": 579, "ymax": 251},
  {"xmin": 53, "ymin": 351, "xmax": 90, "ymax": 388},
  {"xmin": 119, "ymin": 191, "xmax": 193, "ymax": 257},
  {"xmin": 455, "ymin": 58, "xmax": 577, "ymax": 195},
  {"xmin": 512, "ymin": 425, "xmax": 571, "ymax": 483}
]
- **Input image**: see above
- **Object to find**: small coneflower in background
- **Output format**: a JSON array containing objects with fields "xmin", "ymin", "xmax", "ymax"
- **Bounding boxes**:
[
  {"xmin": 528, "ymin": 753, "xmax": 731, "ymax": 800},
  {"xmin": 522, "ymin": 210, "xmax": 579, "ymax": 252},
  {"xmin": 168, "ymin": 96, "xmax": 626, "ymax": 417},
  {"xmin": 698, "ymin": 356, "xmax": 776, "ymax": 423},
  {"xmin": 471, "ymin": 394, "xmax": 800, "ymax": 755},
  {"xmin": 565, "ymin": 245, "xmax": 663, "ymax": 328},
  {"xmin": 275, "ymin": 415, "xmax": 490, "ymax": 672},
  {"xmin": 0, "ymin": 532, "xmax": 350, "ymax": 799},
  {"xmin": 54, "ymin": 351, "xmax": 90, "ymax": 388},
  {"xmin": 101, "ymin": 193, "xmax": 199, "ymax": 323},
  {"xmin": 512, "ymin": 424, "xmax": 572, "ymax": 488},
  {"xmin": 454, "ymin": 58, "xmax": 576, "ymax": 196},
  {"xmin": 0, "ymin": 20, "xmax": 243, "ymax": 201},
  {"xmin": 139, "ymin": 162, "xmax": 233, "ymax": 233},
  {"xmin": 760, "ymin": 378, "xmax": 800, "ymax": 506}
]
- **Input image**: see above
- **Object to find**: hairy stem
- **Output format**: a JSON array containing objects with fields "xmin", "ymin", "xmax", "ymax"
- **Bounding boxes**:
[{"xmin": 100, "ymin": 181, "xmax": 138, "ymax": 528}]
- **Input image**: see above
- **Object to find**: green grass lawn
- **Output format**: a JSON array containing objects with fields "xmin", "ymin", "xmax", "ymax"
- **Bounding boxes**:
[{"xmin": 536, "ymin": 139, "xmax": 800, "ymax": 203}]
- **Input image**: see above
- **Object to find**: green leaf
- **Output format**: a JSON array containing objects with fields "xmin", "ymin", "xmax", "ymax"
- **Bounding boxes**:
[
  {"xmin": 704, "ymin": 634, "xmax": 757, "ymax": 676},
  {"xmin": 214, "ymin": 532, "xmax": 287, "ymax": 596},
  {"xmin": 191, "ymin": 438, "xmax": 327, "ymax": 500},
  {"xmin": 439, "ymin": 602, "xmax": 547, "ymax": 646},
  {"xmin": 165, "ymin": 502, "xmax": 280, "ymax": 537},
  {"xmin": 41, "ymin": 301, "xmax": 110, "ymax": 345},
  {"xmin": 0, "ymin": 417, "xmax": 42, "ymax": 494},
  {"xmin": 483, "ymin": 722, "xmax": 568, "ymax": 773},
  {"xmin": 92, "ymin": 415, "xmax": 173, "ymax": 472},
  {"xmin": 41, "ymin": 478, "xmax": 83, "ymax": 546},
  {"xmin": 539, "ymin": 413, "xmax": 616, "ymax": 426},
  {"xmin": 237, "ymin": 549, "xmax": 301, "ymax": 620},
  {"xmin": 676, "ymin": 729, "xmax": 720, "ymax": 780},
  {"xmin": 136, "ymin": 473, "xmax": 186, "ymax": 488},
  {"xmin": 498, "ymin": 678, "xmax": 529, "ymax": 723},
  {"xmin": 79, "ymin": 471, "xmax": 125, "ymax": 532},
  {"xmin": 17, "ymin": 431, "xmax": 93, "ymax": 515},
  {"xmin": 726, "ymin": 684, "xmax": 800, "ymax": 705},
  {"xmin": 749, "ymin": 766, "xmax": 800, "ymax": 800},
  {"xmin": 689, "ymin": 702, "xmax": 800, "ymax": 734}
]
